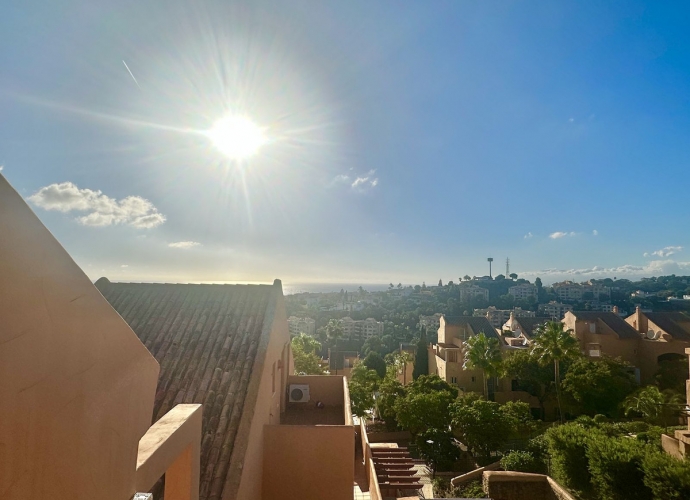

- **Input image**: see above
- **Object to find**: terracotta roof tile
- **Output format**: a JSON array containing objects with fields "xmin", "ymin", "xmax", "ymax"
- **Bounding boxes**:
[
  {"xmin": 444, "ymin": 316, "xmax": 500, "ymax": 339},
  {"xmin": 572, "ymin": 311, "xmax": 639, "ymax": 339},
  {"xmin": 645, "ymin": 312, "xmax": 690, "ymax": 341},
  {"xmin": 96, "ymin": 278, "xmax": 277, "ymax": 500},
  {"xmin": 513, "ymin": 317, "xmax": 551, "ymax": 339}
]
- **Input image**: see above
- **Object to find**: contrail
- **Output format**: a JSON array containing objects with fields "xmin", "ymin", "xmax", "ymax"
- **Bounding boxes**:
[{"xmin": 122, "ymin": 60, "xmax": 141, "ymax": 89}]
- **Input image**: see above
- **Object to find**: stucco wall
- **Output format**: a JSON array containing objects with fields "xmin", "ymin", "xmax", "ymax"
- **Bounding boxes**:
[
  {"xmin": 262, "ymin": 425, "xmax": 355, "ymax": 500},
  {"xmin": 0, "ymin": 175, "xmax": 159, "ymax": 500},
  {"xmin": 287, "ymin": 374, "xmax": 344, "ymax": 407},
  {"xmin": 227, "ymin": 284, "xmax": 290, "ymax": 500}
]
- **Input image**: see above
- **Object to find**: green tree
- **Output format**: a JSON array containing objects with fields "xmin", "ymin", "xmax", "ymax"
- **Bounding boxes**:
[
  {"xmin": 407, "ymin": 374, "xmax": 457, "ymax": 398},
  {"xmin": 291, "ymin": 333, "xmax": 324, "ymax": 375},
  {"xmin": 530, "ymin": 321, "xmax": 580, "ymax": 422},
  {"xmin": 412, "ymin": 330, "xmax": 429, "ymax": 380},
  {"xmin": 502, "ymin": 349, "xmax": 555, "ymax": 419},
  {"xmin": 463, "ymin": 275, "xmax": 471, "ymax": 281},
  {"xmin": 348, "ymin": 361, "xmax": 380, "ymax": 417},
  {"xmin": 656, "ymin": 356, "xmax": 689, "ymax": 394},
  {"xmin": 463, "ymin": 332, "xmax": 502, "ymax": 399},
  {"xmin": 395, "ymin": 389, "xmax": 455, "ymax": 437},
  {"xmin": 376, "ymin": 376, "xmax": 405, "ymax": 430},
  {"xmin": 623, "ymin": 385, "xmax": 685, "ymax": 426},
  {"xmin": 325, "ymin": 319, "xmax": 344, "ymax": 343},
  {"xmin": 451, "ymin": 397, "xmax": 510, "ymax": 457},
  {"xmin": 363, "ymin": 352, "xmax": 387, "ymax": 379},
  {"xmin": 387, "ymin": 351, "xmax": 413, "ymax": 385},
  {"xmin": 415, "ymin": 428, "xmax": 460, "ymax": 477},
  {"xmin": 362, "ymin": 336, "xmax": 386, "ymax": 357},
  {"xmin": 562, "ymin": 356, "xmax": 637, "ymax": 417},
  {"xmin": 509, "ymin": 273, "xmax": 518, "ymax": 280}
]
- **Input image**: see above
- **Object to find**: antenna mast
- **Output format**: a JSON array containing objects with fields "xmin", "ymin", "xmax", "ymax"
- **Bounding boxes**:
[{"xmin": 506, "ymin": 258, "xmax": 510, "ymax": 276}]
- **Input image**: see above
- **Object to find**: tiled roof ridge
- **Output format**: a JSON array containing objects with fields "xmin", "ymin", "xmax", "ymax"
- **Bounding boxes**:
[{"xmin": 221, "ymin": 280, "xmax": 283, "ymax": 500}]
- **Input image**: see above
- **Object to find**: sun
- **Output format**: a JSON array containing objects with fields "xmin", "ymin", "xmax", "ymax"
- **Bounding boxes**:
[{"xmin": 207, "ymin": 115, "xmax": 266, "ymax": 159}]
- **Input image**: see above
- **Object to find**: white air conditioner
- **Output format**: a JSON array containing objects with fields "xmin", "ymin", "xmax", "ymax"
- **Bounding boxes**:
[{"xmin": 289, "ymin": 384, "xmax": 310, "ymax": 403}]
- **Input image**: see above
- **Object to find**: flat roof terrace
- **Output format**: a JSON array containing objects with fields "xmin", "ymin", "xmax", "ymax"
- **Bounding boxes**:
[{"xmin": 280, "ymin": 374, "xmax": 353, "ymax": 426}]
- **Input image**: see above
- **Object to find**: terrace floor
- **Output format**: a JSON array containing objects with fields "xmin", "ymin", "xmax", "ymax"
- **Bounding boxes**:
[{"xmin": 282, "ymin": 403, "xmax": 345, "ymax": 425}]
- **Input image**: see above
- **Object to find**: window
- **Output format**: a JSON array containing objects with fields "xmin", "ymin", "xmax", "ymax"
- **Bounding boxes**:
[
  {"xmin": 471, "ymin": 376, "xmax": 476, "ymax": 382},
  {"xmin": 451, "ymin": 376, "xmax": 457, "ymax": 384}
]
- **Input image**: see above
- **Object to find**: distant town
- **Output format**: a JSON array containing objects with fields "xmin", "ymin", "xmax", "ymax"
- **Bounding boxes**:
[{"xmin": 286, "ymin": 273, "xmax": 690, "ymax": 345}]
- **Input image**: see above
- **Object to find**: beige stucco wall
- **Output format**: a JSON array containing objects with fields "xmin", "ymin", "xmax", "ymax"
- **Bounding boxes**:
[
  {"xmin": 224, "ymin": 283, "xmax": 290, "ymax": 500},
  {"xmin": 262, "ymin": 425, "xmax": 355, "ymax": 500},
  {"xmin": 0, "ymin": 175, "xmax": 160, "ymax": 500},
  {"xmin": 287, "ymin": 374, "xmax": 345, "ymax": 407}
]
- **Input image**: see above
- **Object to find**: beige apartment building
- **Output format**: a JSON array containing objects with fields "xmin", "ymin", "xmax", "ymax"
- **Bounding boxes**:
[
  {"xmin": 539, "ymin": 301, "xmax": 573, "ymax": 319},
  {"xmin": 340, "ymin": 316, "xmax": 384, "ymax": 340},
  {"xmin": 508, "ymin": 283, "xmax": 537, "ymax": 301},
  {"xmin": 288, "ymin": 315, "xmax": 316, "ymax": 336},
  {"xmin": 0, "ymin": 175, "xmax": 354, "ymax": 500},
  {"xmin": 563, "ymin": 310, "xmax": 690, "ymax": 383},
  {"xmin": 457, "ymin": 284, "xmax": 490, "ymax": 301},
  {"xmin": 428, "ymin": 315, "xmax": 498, "ymax": 393}
]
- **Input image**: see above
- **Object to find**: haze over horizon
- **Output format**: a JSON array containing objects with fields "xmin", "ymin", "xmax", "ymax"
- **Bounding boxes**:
[{"xmin": 3, "ymin": 1, "xmax": 690, "ymax": 285}]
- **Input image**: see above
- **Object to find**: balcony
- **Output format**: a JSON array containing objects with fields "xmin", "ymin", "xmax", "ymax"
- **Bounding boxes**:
[{"xmin": 263, "ymin": 375, "xmax": 355, "ymax": 500}]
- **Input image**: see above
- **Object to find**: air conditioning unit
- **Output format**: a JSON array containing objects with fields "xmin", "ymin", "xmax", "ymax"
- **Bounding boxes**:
[{"xmin": 289, "ymin": 384, "xmax": 310, "ymax": 403}]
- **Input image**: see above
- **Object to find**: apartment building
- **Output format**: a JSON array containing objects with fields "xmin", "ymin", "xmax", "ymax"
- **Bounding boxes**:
[
  {"xmin": 552, "ymin": 280, "xmax": 611, "ymax": 302},
  {"xmin": 564, "ymin": 309, "xmax": 690, "ymax": 384},
  {"xmin": 539, "ymin": 301, "xmax": 574, "ymax": 319},
  {"xmin": 419, "ymin": 312, "xmax": 443, "ymax": 333},
  {"xmin": 429, "ymin": 315, "xmax": 498, "ymax": 393},
  {"xmin": 508, "ymin": 283, "xmax": 538, "ymax": 301},
  {"xmin": 475, "ymin": 306, "xmax": 536, "ymax": 329},
  {"xmin": 340, "ymin": 316, "xmax": 384, "ymax": 340},
  {"xmin": 458, "ymin": 284, "xmax": 490, "ymax": 301},
  {"xmin": 288, "ymin": 316, "xmax": 316, "ymax": 336}
]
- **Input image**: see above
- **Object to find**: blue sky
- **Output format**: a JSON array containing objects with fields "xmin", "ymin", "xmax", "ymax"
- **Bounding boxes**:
[{"xmin": 2, "ymin": 0, "xmax": 690, "ymax": 287}]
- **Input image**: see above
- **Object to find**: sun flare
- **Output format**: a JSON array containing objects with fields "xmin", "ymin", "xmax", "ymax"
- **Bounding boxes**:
[{"xmin": 207, "ymin": 115, "xmax": 266, "ymax": 159}]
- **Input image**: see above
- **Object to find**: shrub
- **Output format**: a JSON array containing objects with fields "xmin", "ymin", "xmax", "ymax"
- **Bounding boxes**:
[
  {"xmin": 453, "ymin": 479, "xmax": 486, "ymax": 498},
  {"xmin": 500, "ymin": 450, "xmax": 547, "ymax": 474},
  {"xmin": 587, "ymin": 436, "xmax": 652, "ymax": 500},
  {"xmin": 642, "ymin": 450, "xmax": 690, "ymax": 499},
  {"xmin": 545, "ymin": 423, "xmax": 598, "ymax": 496}
]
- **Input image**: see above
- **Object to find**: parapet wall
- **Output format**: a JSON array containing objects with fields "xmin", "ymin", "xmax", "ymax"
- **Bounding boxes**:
[{"xmin": 483, "ymin": 471, "xmax": 575, "ymax": 500}]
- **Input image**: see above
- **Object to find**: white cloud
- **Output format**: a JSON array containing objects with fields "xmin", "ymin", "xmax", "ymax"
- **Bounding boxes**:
[
  {"xmin": 592, "ymin": 230, "xmax": 598, "ymax": 236},
  {"xmin": 521, "ymin": 259, "xmax": 690, "ymax": 283},
  {"xmin": 168, "ymin": 241, "xmax": 202, "ymax": 249},
  {"xmin": 549, "ymin": 231, "xmax": 577, "ymax": 239},
  {"xmin": 0, "ymin": 165, "xmax": 4, "ymax": 172},
  {"xmin": 28, "ymin": 182, "xmax": 165, "ymax": 228},
  {"xmin": 569, "ymin": 118, "xmax": 575, "ymax": 123},
  {"xmin": 121, "ymin": 264, "xmax": 129, "ymax": 268},
  {"xmin": 524, "ymin": 232, "xmax": 533, "ymax": 239},
  {"xmin": 331, "ymin": 170, "xmax": 379, "ymax": 191},
  {"xmin": 643, "ymin": 246, "xmax": 682, "ymax": 258}
]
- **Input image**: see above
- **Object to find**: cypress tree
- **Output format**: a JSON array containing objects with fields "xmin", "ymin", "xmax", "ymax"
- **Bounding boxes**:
[{"xmin": 413, "ymin": 329, "xmax": 429, "ymax": 380}]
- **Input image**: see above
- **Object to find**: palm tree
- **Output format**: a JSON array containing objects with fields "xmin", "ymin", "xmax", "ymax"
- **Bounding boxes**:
[
  {"xmin": 530, "ymin": 321, "xmax": 579, "ymax": 423},
  {"xmin": 624, "ymin": 385, "xmax": 685, "ymax": 426},
  {"xmin": 463, "ymin": 332, "xmax": 502, "ymax": 399},
  {"xmin": 390, "ymin": 351, "xmax": 414, "ymax": 385},
  {"xmin": 325, "ymin": 319, "xmax": 344, "ymax": 344}
]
